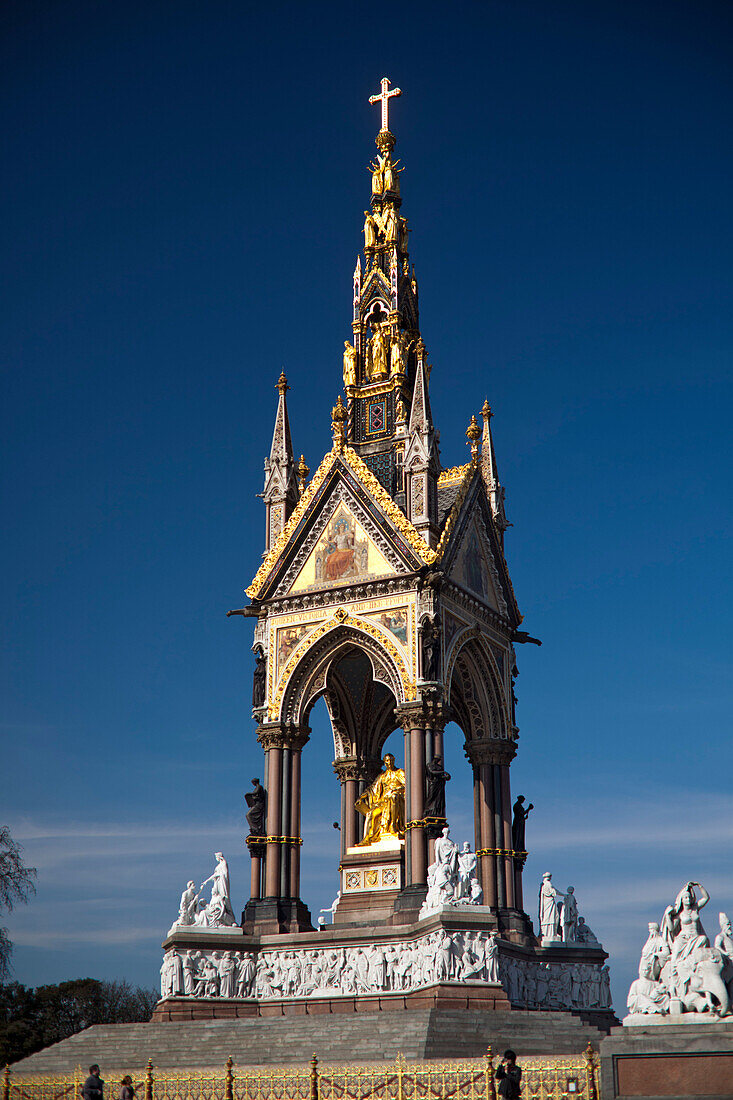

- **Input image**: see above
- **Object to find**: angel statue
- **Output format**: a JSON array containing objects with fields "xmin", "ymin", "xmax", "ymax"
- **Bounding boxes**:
[
  {"xmin": 343, "ymin": 340, "xmax": 358, "ymax": 387},
  {"xmin": 363, "ymin": 211, "xmax": 377, "ymax": 249},
  {"xmin": 370, "ymin": 154, "xmax": 386, "ymax": 195},
  {"xmin": 390, "ymin": 333, "xmax": 407, "ymax": 377},
  {"xmin": 382, "ymin": 155, "xmax": 402, "ymax": 195}
]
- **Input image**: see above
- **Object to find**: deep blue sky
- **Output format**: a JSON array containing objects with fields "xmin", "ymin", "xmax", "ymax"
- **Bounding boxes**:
[{"xmin": 2, "ymin": 0, "xmax": 732, "ymax": 1012}]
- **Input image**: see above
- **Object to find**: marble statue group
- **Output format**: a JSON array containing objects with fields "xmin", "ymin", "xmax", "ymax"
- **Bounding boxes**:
[
  {"xmin": 172, "ymin": 853, "xmax": 237, "ymax": 933},
  {"xmin": 538, "ymin": 873, "xmax": 595, "ymax": 945},
  {"xmin": 626, "ymin": 882, "xmax": 733, "ymax": 1019},
  {"xmin": 419, "ymin": 828, "xmax": 483, "ymax": 917}
]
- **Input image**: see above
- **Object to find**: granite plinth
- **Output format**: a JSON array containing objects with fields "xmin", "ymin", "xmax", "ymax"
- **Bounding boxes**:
[{"xmin": 600, "ymin": 1019, "xmax": 733, "ymax": 1099}]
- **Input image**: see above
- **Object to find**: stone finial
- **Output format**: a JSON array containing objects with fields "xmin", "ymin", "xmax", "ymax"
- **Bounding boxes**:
[
  {"xmin": 466, "ymin": 414, "xmax": 481, "ymax": 458},
  {"xmin": 296, "ymin": 455, "xmax": 310, "ymax": 494}
]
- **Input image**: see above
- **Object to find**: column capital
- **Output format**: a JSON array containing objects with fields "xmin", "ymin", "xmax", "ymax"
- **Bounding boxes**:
[
  {"xmin": 257, "ymin": 722, "xmax": 310, "ymax": 751},
  {"xmin": 332, "ymin": 756, "xmax": 382, "ymax": 783},
  {"xmin": 394, "ymin": 700, "xmax": 448, "ymax": 731},
  {"xmin": 464, "ymin": 737, "xmax": 517, "ymax": 766}
]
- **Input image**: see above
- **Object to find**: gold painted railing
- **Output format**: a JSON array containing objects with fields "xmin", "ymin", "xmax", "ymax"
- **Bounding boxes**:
[{"xmin": 4, "ymin": 1047, "xmax": 600, "ymax": 1100}]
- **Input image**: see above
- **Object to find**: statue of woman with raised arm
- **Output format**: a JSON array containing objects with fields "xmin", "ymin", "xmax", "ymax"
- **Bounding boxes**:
[{"xmin": 661, "ymin": 881, "xmax": 710, "ymax": 961}]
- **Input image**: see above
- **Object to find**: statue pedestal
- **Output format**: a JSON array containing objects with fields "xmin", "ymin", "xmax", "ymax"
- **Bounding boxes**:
[
  {"xmin": 601, "ymin": 1019, "xmax": 733, "ymax": 1098},
  {"xmin": 334, "ymin": 839, "xmax": 404, "ymax": 926}
]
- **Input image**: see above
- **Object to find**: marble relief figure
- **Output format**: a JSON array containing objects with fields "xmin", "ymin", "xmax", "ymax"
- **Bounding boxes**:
[{"xmin": 160, "ymin": 931, "xmax": 607, "ymax": 1011}]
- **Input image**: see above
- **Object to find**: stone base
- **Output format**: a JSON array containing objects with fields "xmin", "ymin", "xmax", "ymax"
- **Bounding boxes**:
[
  {"xmin": 152, "ymin": 980, "xmax": 511, "ymax": 1021},
  {"xmin": 334, "ymin": 842, "xmax": 404, "ymax": 925},
  {"xmin": 241, "ymin": 896, "xmax": 313, "ymax": 935},
  {"xmin": 600, "ymin": 1020, "xmax": 733, "ymax": 1099},
  {"xmin": 391, "ymin": 883, "xmax": 428, "ymax": 924},
  {"xmin": 161, "ymin": 910, "xmax": 614, "ymax": 1027},
  {"xmin": 496, "ymin": 905, "xmax": 537, "ymax": 943},
  {"xmin": 623, "ymin": 1012, "xmax": 731, "ymax": 1027}
]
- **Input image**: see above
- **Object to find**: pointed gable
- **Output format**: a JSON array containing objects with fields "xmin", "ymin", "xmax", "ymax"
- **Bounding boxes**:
[
  {"xmin": 246, "ymin": 446, "xmax": 436, "ymax": 600},
  {"xmin": 436, "ymin": 463, "xmax": 521, "ymax": 625},
  {"xmin": 449, "ymin": 515, "xmax": 504, "ymax": 611}
]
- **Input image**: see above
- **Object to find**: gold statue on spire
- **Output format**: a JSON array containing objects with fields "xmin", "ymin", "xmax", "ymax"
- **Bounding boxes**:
[{"xmin": 343, "ymin": 340, "xmax": 358, "ymax": 387}]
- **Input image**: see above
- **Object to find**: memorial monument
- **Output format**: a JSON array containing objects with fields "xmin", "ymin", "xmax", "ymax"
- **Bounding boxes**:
[{"xmin": 155, "ymin": 79, "xmax": 615, "ymax": 1032}]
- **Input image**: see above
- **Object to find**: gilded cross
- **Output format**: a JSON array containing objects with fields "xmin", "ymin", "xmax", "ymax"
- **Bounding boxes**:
[{"xmin": 369, "ymin": 77, "xmax": 402, "ymax": 132}]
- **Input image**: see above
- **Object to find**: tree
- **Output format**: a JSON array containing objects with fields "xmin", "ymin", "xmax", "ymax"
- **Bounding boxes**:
[
  {"xmin": 0, "ymin": 978, "xmax": 158, "ymax": 1066},
  {"xmin": 0, "ymin": 826, "xmax": 37, "ymax": 980}
]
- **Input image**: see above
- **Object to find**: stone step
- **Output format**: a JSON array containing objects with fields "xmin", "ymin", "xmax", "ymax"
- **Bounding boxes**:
[{"xmin": 12, "ymin": 1010, "xmax": 607, "ymax": 1075}]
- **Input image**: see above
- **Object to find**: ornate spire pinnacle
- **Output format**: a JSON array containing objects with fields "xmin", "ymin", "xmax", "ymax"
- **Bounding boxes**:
[
  {"xmin": 262, "ymin": 372, "xmax": 297, "ymax": 550},
  {"xmin": 339, "ymin": 79, "xmax": 426, "ymax": 506},
  {"xmin": 269, "ymin": 372, "xmax": 293, "ymax": 465},
  {"xmin": 408, "ymin": 355, "xmax": 433, "ymax": 435},
  {"xmin": 404, "ymin": 345, "xmax": 439, "ymax": 545},
  {"xmin": 481, "ymin": 399, "xmax": 508, "ymax": 539}
]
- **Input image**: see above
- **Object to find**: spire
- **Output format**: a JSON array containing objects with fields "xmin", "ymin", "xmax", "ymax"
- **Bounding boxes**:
[
  {"xmin": 481, "ymin": 399, "xmax": 508, "ymax": 540},
  {"xmin": 338, "ymin": 78, "xmax": 428, "ymax": 505},
  {"xmin": 404, "ymin": 345, "xmax": 439, "ymax": 545},
  {"xmin": 408, "ymin": 351, "xmax": 433, "ymax": 435},
  {"xmin": 262, "ymin": 372, "xmax": 298, "ymax": 551},
  {"xmin": 269, "ymin": 371, "xmax": 294, "ymax": 465}
]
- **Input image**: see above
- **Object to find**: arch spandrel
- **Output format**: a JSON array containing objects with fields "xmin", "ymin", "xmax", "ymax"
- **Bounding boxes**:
[{"xmin": 273, "ymin": 613, "xmax": 415, "ymax": 740}]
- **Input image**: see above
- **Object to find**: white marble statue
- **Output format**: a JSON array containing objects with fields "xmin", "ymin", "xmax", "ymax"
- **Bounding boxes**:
[
  {"xmin": 196, "ymin": 852, "xmax": 236, "ymax": 927},
  {"xmin": 169, "ymin": 853, "xmax": 238, "ymax": 934},
  {"xmin": 319, "ymin": 891, "xmax": 341, "ymax": 923},
  {"xmin": 182, "ymin": 949, "xmax": 196, "ymax": 995},
  {"xmin": 561, "ymin": 886, "xmax": 579, "ymax": 942},
  {"xmin": 458, "ymin": 842, "xmax": 483, "ymax": 903},
  {"xmin": 160, "ymin": 953, "xmax": 171, "ymax": 997},
  {"xmin": 435, "ymin": 827, "xmax": 459, "ymax": 880},
  {"xmin": 178, "ymin": 881, "xmax": 200, "ymax": 926},
  {"xmin": 577, "ymin": 916, "xmax": 599, "ymax": 944},
  {"xmin": 420, "ymin": 833, "xmax": 484, "ymax": 917},
  {"xmin": 538, "ymin": 873, "xmax": 565, "ymax": 942},
  {"xmin": 624, "ymin": 881, "xmax": 732, "ymax": 1022}
]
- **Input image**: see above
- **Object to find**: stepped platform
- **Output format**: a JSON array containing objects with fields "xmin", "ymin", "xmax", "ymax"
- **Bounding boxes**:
[{"xmin": 12, "ymin": 1009, "xmax": 609, "ymax": 1074}]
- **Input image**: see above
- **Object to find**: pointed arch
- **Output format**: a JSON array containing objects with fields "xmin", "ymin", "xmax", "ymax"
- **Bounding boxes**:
[
  {"xmin": 446, "ymin": 629, "xmax": 511, "ymax": 744},
  {"xmin": 276, "ymin": 613, "xmax": 413, "ymax": 750}
]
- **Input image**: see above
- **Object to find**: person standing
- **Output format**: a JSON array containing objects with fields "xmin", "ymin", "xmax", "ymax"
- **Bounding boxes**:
[
  {"xmin": 119, "ymin": 1077, "xmax": 135, "ymax": 1100},
  {"xmin": 496, "ymin": 1050, "xmax": 522, "ymax": 1099},
  {"xmin": 83, "ymin": 1066, "xmax": 104, "ymax": 1100}
]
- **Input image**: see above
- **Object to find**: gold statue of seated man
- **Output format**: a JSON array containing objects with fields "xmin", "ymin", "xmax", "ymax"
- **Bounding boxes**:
[{"xmin": 355, "ymin": 753, "xmax": 406, "ymax": 846}]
